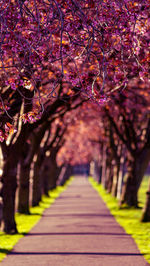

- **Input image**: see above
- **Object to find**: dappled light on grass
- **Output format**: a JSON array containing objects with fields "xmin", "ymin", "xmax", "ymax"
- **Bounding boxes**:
[{"xmin": 89, "ymin": 177, "xmax": 150, "ymax": 264}]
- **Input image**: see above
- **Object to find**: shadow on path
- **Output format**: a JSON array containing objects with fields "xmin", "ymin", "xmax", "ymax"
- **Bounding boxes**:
[
  {"xmin": 9, "ymin": 251, "xmax": 146, "ymax": 256},
  {"xmin": 26, "ymin": 232, "xmax": 128, "ymax": 236},
  {"xmin": 42, "ymin": 213, "xmax": 112, "ymax": 218}
]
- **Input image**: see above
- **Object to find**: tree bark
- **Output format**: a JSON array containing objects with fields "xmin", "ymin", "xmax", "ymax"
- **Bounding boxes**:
[
  {"xmin": 101, "ymin": 144, "xmax": 107, "ymax": 189},
  {"xmin": 106, "ymin": 168, "xmax": 113, "ymax": 193},
  {"xmin": 18, "ymin": 161, "xmax": 30, "ymax": 214},
  {"xmin": 120, "ymin": 156, "xmax": 139, "ymax": 207},
  {"xmin": 141, "ymin": 179, "xmax": 150, "ymax": 222},
  {"xmin": 40, "ymin": 153, "xmax": 52, "ymax": 196},
  {"xmin": 117, "ymin": 156, "xmax": 125, "ymax": 199},
  {"xmin": 48, "ymin": 159, "xmax": 59, "ymax": 190},
  {"xmin": 32, "ymin": 153, "xmax": 42, "ymax": 206},
  {"xmin": 46, "ymin": 148, "xmax": 61, "ymax": 190},
  {"xmin": 111, "ymin": 161, "xmax": 120, "ymax": 197},
  {"xmin": 59, "ymin": 164, "xmax": 72, "ymax": 186},
  {"xmin": 17, "ymin": 140, "xmax": 33, "ymax": 214},
  {"xmin": 57, "ymin": 165, "xmax": 66, "ymax": 186},
  {"xmin": 120, "ymin": 148, "xmax": 150, "ymax": 207},
  {"xmin": 93, "ymin": 160, "xmax": 101, "ymax": 181},
  {"xmin": 41, "ymin": 162, "xmax": 50, "ymax": 196},
  {"xmin": 2, "ymin": 156, "xmax": 18, "ymax": 233}
]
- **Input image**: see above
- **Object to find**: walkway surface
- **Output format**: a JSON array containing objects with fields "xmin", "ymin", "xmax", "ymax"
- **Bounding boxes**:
[{"xmin": 1, "ymin": 176, "xmax": 149, "ymax": 266}]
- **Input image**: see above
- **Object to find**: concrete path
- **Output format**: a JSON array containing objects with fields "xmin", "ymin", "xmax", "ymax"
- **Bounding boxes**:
[{"xmin": 1, "ymin": 176, "xmax": 149, "ymax": 266}]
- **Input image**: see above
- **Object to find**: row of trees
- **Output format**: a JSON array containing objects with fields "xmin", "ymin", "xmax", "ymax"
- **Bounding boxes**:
[
  {"xmin": 63, "ymin": 92, "xmax": 150, "ymax": 222},
  {"xmin": 0, "ymin": 0, "xmax": 149, "ymax": 233},
  {"xmin": 0, "ymin": 90, "xmax": 86, "ymax": 233}
]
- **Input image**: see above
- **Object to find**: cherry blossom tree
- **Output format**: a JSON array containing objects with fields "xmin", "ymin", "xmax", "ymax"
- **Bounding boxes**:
[
  {"xmin": 0, "ymin": 1, "xmax": 149, "ymax": 134},
  {"xmin": 0, "ymin": 0, "xmax": 149, "ymax": 232}
]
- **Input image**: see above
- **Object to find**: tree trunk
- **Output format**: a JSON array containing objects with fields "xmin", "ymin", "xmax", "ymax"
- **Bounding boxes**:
[
  {"xmin": 48, "ymin": 159, "xmax": 59, "ymax": 190},
  {"xmin": 64, "ymin": 164, "xmax": 72, "ymax": 183},
  {"xmin": 59, "ymin": 164, "xmax": 72, "ymax": 186},
  {"xmin": 18, "ymin": 161, "xmax": 30, "ymax": 214},
  {"xmin": 141, "ymin": 179, "xmax": 150, "ymax": 222},
  {"xmin": 117, "ymin": 156, "xmax": 125, "ymax": 199},
  {"xmin": 101, "ymin": 145, "xmax": 107, "ymax": 189},
  {"xmin": 111, "ymin": 161, "xmax": 120, "ymax": 197},
  {"xmin": 93, "ymin": 160, "xmax": 101, "ymax": 181},
  {"xmin": 98, "ymin": 166, "xmax": 102, "ymax": 184},
  {"xmin": 0, "ymin": 199, "xmax": 2, "ymax": 229},
  {"xmin": 2, "ymin": 158, "xmax": 18, "ymax": 233},
  {"xmin": 41, "ymin": 155, "xmax": 60, "ymax": 195},
  {"xmin": 105, "ymin": 148, "xmax": 113, "ymax": 193},
  {"xmin": 106, "ymin": 168, "xmax": 113, "ymax": 193},
  {"xmin": 41, "ymin": 164, "xmax": 49, "ymax": 196},
  {"xmin": 120, "ymin": 158, "xmax": 138, "ymax": 207},
  {"xmin": 57, "ymin": 165, "xmax": 67, "ymax": 186},
  {"xmin": 32, "ymin": 153, "xmax": 42, "ymax": 206},
  {"xmin": 120, "ymin": 148, "xmax": 150, "ymax": 207}
]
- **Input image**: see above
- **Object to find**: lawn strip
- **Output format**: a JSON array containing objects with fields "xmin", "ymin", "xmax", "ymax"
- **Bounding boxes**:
[{"xmin": 89, "ymin": 176, "xmax": 150, "ymax": 264}]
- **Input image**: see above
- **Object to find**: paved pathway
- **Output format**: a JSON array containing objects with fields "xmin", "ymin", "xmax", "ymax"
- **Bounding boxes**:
[{"xmin": 1, "ymin": 177, "xmax": 149, "ymax": 265}]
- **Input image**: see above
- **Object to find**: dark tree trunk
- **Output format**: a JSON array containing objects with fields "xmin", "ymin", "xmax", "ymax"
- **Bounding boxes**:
[
  {"xmin": 41, "ymin": 163, "xmax": 49, "ymax": 196},
  {"xmin": 48, "ymin": 160, "xmax": 59, "ymax": 190},
  {"xmin": 93, "ymin": 160, "xmax": 100, "ymax": 181},
  {"xmin": 1, "ymin": 89, "xmax": 37, "ymax": 233},
  {"xmin": 120, "ymin": 174, "xmax": 138, "ymax": 207},
  {"xmin": 43, "ymin": 174, "xmax": 49, "ymax": 196},
  {"xmin": 117, "ymin": 156, "xmax": 125, "ymax": 199},
  {"xmin": 98, "ymin": 166, "xmax": 102, "ymax": 184},
  {"xmin": 104, "ymin": 147, "xmax": 114, "ymax": 193},
  {"xmin": 58, "ymin": 165, "xmax": 67, "ymax": 186},
  {"xmin": 17, "ymin": 141, "xmax": 32, "ymax": 214},
  {"xmin": 46, "ymin": 148, "xmax": 61, "ymax": 190},
  {"xmin": 120, "ymin": 158, "xmax": 138, "ymax": 207},
  {"xmin": 120, "ymin": 148, "xmax": 150, "ymax": 207},
  {"xmin": 101, "ymin": 145, "xmax": 107, "ymax": 188},
  {"xmin": 2, "ymin": 157, "xmax": 18, "ymax": 233},
  {"xmin": 141, "ymin": 179, "xmax": 150, "ymax": 222},
  {"xmin": 0, "ymin": 200, "xmax": 2, "ymax": 229},
  {"xmin": 55, "ymin": 166, "xmax": 62, "ymax": 186},
  {"xmin": 59, "ymin": 164, "xmax": 72, "ymax": 186},
  {"xmin": 32, "ymin": 153, "xmax": 42, "ymax": 206},
  {"xmin": 41, "ymin": 155, "xmax": 61, "ymax": 196},
  {"xmin": 106, "ymin": 170, "xmax": 113, "ymax": 193},
  {"xmin": 18, "ymin": 161, "xmax": 30, "ymax": 214},
  {"xmin": 111, "ymin": 160, "xmax": 120, "ymax": 197}
]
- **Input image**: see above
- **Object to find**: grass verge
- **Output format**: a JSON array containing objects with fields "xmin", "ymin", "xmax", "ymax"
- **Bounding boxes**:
[
  {"xmin": 89, "ymin": 176, "xmax": 150, "ymax": 264},
  {"xmin": 0, "ymin": 177, "xmax": 73, "ymax": 262}
]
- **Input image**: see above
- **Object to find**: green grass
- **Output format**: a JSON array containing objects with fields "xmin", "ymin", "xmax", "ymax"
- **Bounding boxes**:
[
  {"xmin": 89, "ymin": 176, "xmax": 150, "ymax": 264},
  {"xmin": 0, "ymin": 177, "xmax": 73, "ymax": 262}
]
